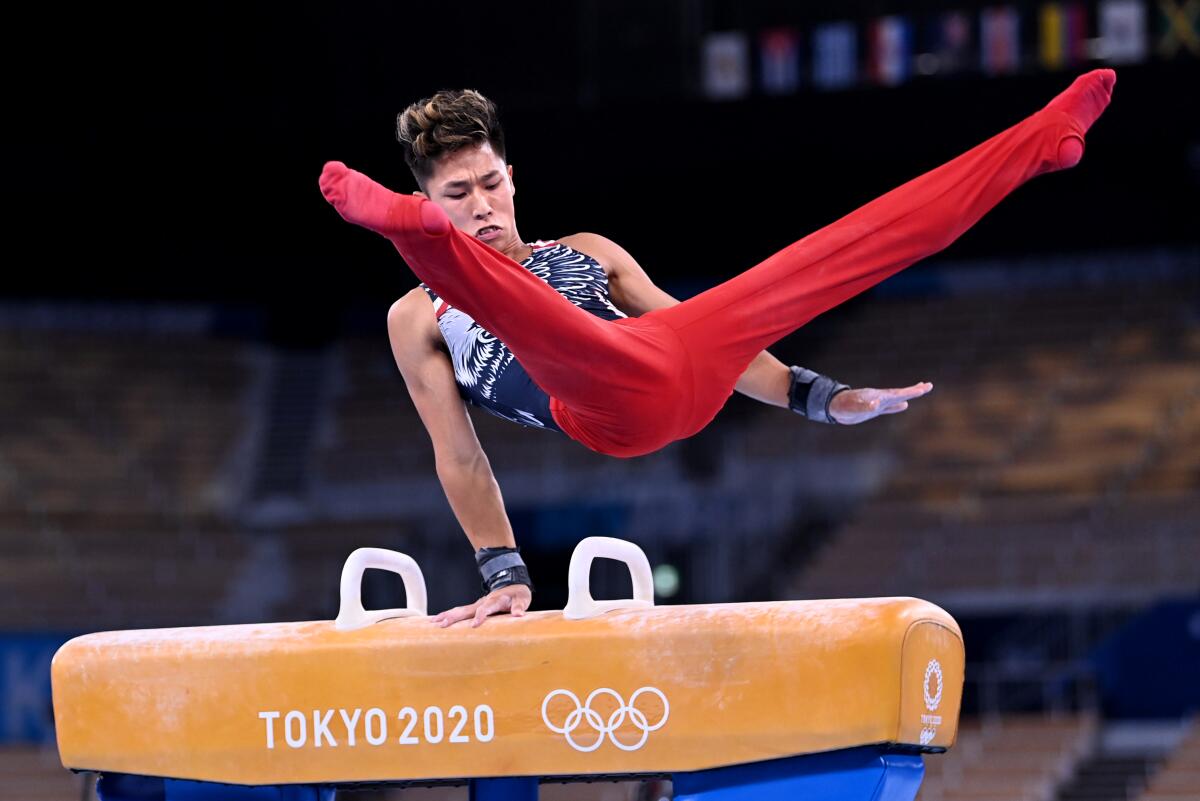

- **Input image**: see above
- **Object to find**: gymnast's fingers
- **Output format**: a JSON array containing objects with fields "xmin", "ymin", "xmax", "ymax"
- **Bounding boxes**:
[
  {"xmin": 883, "ymin": 382, "xmax": 933, "ymax": 401},
  {"xmin": 509, "ymin": 587, "xmax": 531, "ymax": 617},
  {"xmin": 434, "ymin": 602, "xmax": 479, "ymax": 628},
  {"xmin": 472, "ymin": 595, "xmax": 510, "ymax": 628}
]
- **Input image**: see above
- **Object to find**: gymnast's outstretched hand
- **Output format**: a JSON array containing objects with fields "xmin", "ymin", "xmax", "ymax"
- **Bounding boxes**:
[
  {"xmin": 828, "ymin": 382, "xmax": 933, "ymax": 425},
  {"xmin": 432, "ymin": 584, "xmax": 532, "ymax": 629}
]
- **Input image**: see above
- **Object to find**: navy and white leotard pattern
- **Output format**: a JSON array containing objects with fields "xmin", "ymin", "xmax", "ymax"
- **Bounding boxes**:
[{"xmin": 422, "ymin": 240, "xmax": 625, "ymax": 431}]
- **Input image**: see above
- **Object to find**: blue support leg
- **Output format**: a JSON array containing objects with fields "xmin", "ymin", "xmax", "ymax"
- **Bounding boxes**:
[
  {"xmin": 469, "ymin": 776, "xmax": 539, "ymax": 801},
  {"xmin": 96, "ymin": 774, "xmax": 335, "ymax": 801},
  {"xmin": 672, "ymin": 746, "xmax": 924, "ymax": 801}
]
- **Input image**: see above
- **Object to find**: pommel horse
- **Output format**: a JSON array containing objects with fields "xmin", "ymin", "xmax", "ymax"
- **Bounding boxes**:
[{"xmin": 51, "ymin": 537, "xmax": 964, "ymax": 800}]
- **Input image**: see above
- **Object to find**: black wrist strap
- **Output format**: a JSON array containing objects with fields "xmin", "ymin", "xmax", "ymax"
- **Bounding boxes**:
[
  {"xmin": 788, "ymin": 366, "xmax": 850, "ymax": 424},
  {"xmin": 475, "ymin": 546, "xmax": 534, "ymax": 594}
]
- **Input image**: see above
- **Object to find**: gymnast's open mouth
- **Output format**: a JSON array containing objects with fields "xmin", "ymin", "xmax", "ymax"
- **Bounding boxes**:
[{"xmin": 476, "ymin": 225, "xmax": 502, "ymax": 241}]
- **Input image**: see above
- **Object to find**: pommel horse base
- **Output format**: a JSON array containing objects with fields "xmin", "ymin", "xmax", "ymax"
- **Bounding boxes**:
[{"xmin": 52, "ymin": 537, "xmax": 965, "ymax": 800}]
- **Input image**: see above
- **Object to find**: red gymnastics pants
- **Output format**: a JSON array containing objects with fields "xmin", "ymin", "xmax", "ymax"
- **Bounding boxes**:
[{"xmin": 322, "ymin": 71, "xmax": 1114, "ymax": 457}]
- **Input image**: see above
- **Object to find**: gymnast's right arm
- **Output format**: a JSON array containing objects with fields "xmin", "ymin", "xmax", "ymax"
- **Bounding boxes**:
[{"xmin": 386, "ymin": 289, "xmax": 532, "ymax": 627}]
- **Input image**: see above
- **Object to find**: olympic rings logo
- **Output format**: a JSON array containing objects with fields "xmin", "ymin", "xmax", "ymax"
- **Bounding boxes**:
[
  {"xmin": 541, "ymin": 687, "xmax": 670, "ymax": 752},
  {"xmin": 924, "ymin": 659, "xmax": 944, "ymax": 712}
]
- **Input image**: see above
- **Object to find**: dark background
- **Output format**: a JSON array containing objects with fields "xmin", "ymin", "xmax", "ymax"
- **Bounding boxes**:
[{"xmin": 14, "ymin": 1, "xmax": 1198, "ymax": 333}]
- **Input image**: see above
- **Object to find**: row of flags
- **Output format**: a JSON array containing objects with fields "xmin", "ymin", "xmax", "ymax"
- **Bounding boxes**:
[{"xmin": 702, "ymin": 0, "xmax": 1199, "ymax": 99}]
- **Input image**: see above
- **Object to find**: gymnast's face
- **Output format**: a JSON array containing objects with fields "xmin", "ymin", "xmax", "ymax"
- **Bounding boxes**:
[{"xmin": 418, "ymin": 142, "xmax": 520, "ymax": 255}]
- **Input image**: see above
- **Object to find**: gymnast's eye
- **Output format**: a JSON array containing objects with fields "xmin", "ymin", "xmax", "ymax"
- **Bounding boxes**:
[
  {"xmin": 446, "ymin": 192, "xmax": 467, "ymax": 199},
  {"xmin": 485, "ymin": 182, "xmax": 501, "ymax": 191}
]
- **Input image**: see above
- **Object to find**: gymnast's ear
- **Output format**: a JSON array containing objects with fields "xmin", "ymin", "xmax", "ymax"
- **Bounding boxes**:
[{"xmin": 507, "ymin": 164, "xmax": 515, "ymax": 196}]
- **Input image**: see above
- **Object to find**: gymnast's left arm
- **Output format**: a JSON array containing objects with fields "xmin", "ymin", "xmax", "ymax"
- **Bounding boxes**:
[{"xmin": 565, "ymin": 232, "xmax": 933, "ymax": 425}]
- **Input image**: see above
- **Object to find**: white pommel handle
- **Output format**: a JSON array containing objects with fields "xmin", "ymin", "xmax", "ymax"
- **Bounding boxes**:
[
  {"xmin": 563, "ymin": 536, "xmax": 655, "ymax": 620},
  {"xmin": 335, "ymin": 547, "xmax": 428, "ymax": 631}
]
